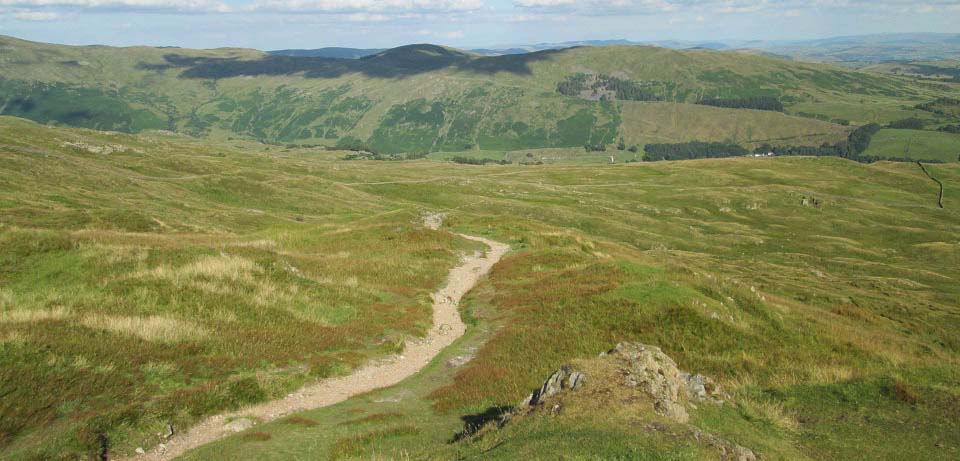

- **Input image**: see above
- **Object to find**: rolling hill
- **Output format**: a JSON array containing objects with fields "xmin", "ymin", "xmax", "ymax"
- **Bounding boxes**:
[
  {"xmin": 2, "ymin": 34, "xmax": 958, "ymax": 161},
  {"xmin": 1, "ymin": 32, "xmax": 959, "ymax": 460},
  {"xmin": 1, "ymin": 115, "xmax": 958, "ymax": 460},
  {"xmin": 268, "ymin": 47, "xmax": 385, "ymax": 59}
]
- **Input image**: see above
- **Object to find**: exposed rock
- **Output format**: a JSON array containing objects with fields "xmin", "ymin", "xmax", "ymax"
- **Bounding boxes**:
[
  {"xmin": 693, "ymin": 428, "xmax": 757, "ymax": 461},
  {"xmin": 800, "ymin": 196, "xmax": 822, "ymax": 209},
  {"xmin": 422, "ymin": 212, "xmax": 446, "ymax": 230},
  {"xmin": 223, "ymin": 417, "xmax": 254, "ymax": 433},
  {"xmin": 446, "ymin": 353, "xmax": 473, "ymax": 368},
  {"xmin": 681, "ymin": 372, "xmax": 725, "ymax": 403},
  {"xmin": 604, "ymin": 342, "xmax": 690, "ymax": 423},
  {"xmin": 135, "ymin": 447, "xmax": 145, "ymax": 455},
  {"xmin": 521, "ymin": 365, "xmax": 585, "ymax": 407},
  {"xmin": 500, "ymin": 342, "xmax": 754, "ymax": 460},
  {"xmin": 60, "ymin": 141, "xmax": 139, "ymax": 155}
]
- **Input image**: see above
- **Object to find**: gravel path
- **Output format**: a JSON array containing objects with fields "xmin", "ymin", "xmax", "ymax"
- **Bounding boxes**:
[{"xmin": 122, "ymin": 218, "xmax": 508, "ymax": 461}]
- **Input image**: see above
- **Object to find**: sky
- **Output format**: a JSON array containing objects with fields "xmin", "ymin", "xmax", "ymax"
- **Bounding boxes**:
[{"xmin": 0, "ymin": 0, "xmax": 959, "ymax": 50}]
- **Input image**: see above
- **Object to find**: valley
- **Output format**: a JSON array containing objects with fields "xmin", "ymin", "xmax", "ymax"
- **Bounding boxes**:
[
  {"xmin": 2, "ymin": 35, "xmax": 959, "ymax": 162},
  {"xmin": 1, "ymin": 30, "xmax": 959, "ymax": 461}
]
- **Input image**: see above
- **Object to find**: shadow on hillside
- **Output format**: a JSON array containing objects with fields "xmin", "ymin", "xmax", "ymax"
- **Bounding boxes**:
[
  {"xmin": 449, "ymin": 405, "xmax": 513, "ymax": 442},
  {"xmin": 138, "ymin": 47, "xmax": 568, "ymax": 80}
]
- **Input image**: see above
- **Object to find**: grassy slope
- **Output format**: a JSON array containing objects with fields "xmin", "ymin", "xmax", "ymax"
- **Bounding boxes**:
[
  {"xmin": 6, "ymin": 35, "xmax": 959, "ymax": 152},
  {"xmin": 186, "ymin": 146, "xmax": 960, "ymax": 459},
  {"xmin": 864, "ymin": 128, "xmax": 960, "ymax": 162},
  {"xmin": 0, "ymin": 116, "xmax": 489, "ymax": 459},
  {"xmin": 619, "ymin": 101, "xmax": 847, "ymax": 148}
]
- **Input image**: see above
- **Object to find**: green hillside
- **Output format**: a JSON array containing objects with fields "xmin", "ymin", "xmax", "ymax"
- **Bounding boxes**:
[
  {"xmin": 3, "ymin": 35, "xmax": 959, "ymax": 157},
  {"xmin": 864, "ymin": 128, "xmax": 960, "ymax": 162},
  {"xmin": 2, "ymin": 116, "xmax": 959, "ymax": 460},
  {"xmin": 2, "ymin": 33, "xmax": 960, "ymax": 460}
]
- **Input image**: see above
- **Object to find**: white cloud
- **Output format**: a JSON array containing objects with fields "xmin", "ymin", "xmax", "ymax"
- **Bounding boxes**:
[
  {"xmin": 512, "ymin": 0, "xmax": 960, "ymax": 17},
  {"xmin": 345, "ymin": 12, "xmax": 389, "ymax": 21},
  {"xmin": 248, "ymin": 0, "xmax": 485, "ymax": 13},
  {"xmin": 515, "ymin": 0, "xmax": 574, "ymax": 6},
  {"xmin": 445, "ymin": 29, "xmax": 464, "ymax": 38},
  {"xmin": 0, "ymin": 0, "xmax": 232, "ymax": 13},
  {"xmin": 13, "ymin": 10, "xmax": 60, "ymax": 20}
]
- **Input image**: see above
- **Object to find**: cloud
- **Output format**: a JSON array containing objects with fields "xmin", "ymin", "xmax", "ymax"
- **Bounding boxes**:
[
  {"xmin": 444, "ymin": 29, "xmax": 464, "ymax": 38},
  {"xmin": 511, "ymin": 0, "xmax": 960, "ymax": 16},
  {"xmin": 345, "ymin": 12, "xmax": 389, "ymax": 21},
  {"xmin": 514, "ymin": 0, "xmax": 678, "ymax": 13},
  {"xmin": 0, "ymin": 0, "xmax": 232, "ymax": 13},
  {"xmin": 13, "ymin": 10, "xmax": 60, "ymax": 20},
  {"xmin": 247, "ymin": 0, "xmax": 485, "ymax": 14},
  {"xmin": 515, "ymin": 0, "xmax": 574, "ymax": 6}
]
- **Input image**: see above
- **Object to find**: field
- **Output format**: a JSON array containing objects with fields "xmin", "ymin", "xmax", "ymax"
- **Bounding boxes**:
[
  {"xmin": 2, "ymin": 115, "xmax": 959, "ymax": 459},
  {"xmin": 864, "ymin": 128, "xmax": 960, "ymax": 162},
  {"xmin": 618, "ymin": 101, "xmax": 849, "ymax": 148}
]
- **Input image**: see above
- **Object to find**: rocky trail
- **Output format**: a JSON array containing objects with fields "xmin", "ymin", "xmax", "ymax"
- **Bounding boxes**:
[{"xmin": 123, "ymin": 215, "xmax": 508, "ymax": 461}]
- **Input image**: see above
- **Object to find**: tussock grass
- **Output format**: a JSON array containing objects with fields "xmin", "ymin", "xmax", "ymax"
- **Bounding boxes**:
[
  {"xmin": 180, "ymin": 254, "xmax": 260, "ymax": 281},
  {"xmin": 2, "ymin": 117, "xmax": 959, "ymax": 460},
  {"xmin": 80, "ymin": 315, "xmax": 208, "ymax": 343}
]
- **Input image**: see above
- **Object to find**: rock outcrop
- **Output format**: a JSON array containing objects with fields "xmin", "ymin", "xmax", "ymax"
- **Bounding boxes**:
[
  {"xmin": 515, "ymin": 342, "xmax": 755, "ymax": 461},
  {"xmin": 519, "ymin": 365, "xmax": 585, "ymax": 407}
]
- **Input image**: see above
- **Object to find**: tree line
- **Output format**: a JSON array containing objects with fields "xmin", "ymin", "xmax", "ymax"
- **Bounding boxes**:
[
  {"xmin": 643, "ymin": 142, "xmax": 748, "ymax": 161},
  {"xmin": 449, "ymin": 156, "xmax": 510, "ymax": 165},
  {"xmin": 642, "ymin": 123, "xmax": 916, "ymax": 163},
  {"xmin": 916, "ymin": 97, "xmax": 960, "ymax": 116},
  {"xmin": 754, "ymin": 124, "xmax": 891, "ymax": 162},
  {"xmin": 695, "ymin": 96, "xmax": 784, "ymax": 112}
]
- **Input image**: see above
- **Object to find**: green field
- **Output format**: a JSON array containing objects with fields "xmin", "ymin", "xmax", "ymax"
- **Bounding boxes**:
[
  {"xmin": 619, "ymin": 101, "xmax": 849, "ymax": 148},
  {"xmin": 2, "ymin": 115, "xmax": 959, "ymax": 460},
  {"xmin": 864, "ymin": 128, "xmax": 960, "ymax": 162}
]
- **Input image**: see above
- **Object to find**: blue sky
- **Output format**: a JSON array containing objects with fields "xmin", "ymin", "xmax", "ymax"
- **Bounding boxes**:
[{"xmin": 1, "ymin": 0, "xmax": 959, "ymax": 49}]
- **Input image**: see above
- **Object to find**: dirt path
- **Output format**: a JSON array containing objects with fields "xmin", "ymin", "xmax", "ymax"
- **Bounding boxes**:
[{"xmin": 123, "ymin": 216, "xmax": 508, "ymax": 461}]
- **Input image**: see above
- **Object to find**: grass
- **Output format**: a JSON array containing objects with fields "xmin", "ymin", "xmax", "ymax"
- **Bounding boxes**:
[
  {"xmin": 0, "ymin": 116, "xmax": 481, "ymax": 459},
  {"xmin": 863, "ymin": 128, "xmax": 960, "ymax": 162},
  {"xmin": 1, "ymin": 112, "xmax": 959, "ymax": 459},
  {"xmin": 78, "ymin": 314, "xmax": 208, "ymax": 343},
  {"xmin": 619, "ymin": 101, "xmax": 849, "ymax": 148},
  {"xmin": 167, "ymin": 135, "xmax": 960, "ymax": 459},
  {"xmin": 4, "ymin": 34, "xmax": 959, "ymax": 153}
]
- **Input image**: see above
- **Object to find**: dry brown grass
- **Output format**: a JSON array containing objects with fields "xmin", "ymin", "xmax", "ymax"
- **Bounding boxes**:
[
  {"xmin": 80, "ymin": 315, "xmax": 207, "ymax": 342},
  {"xmin": 179, "ymin": 254, "xmax": 260, "ymax": 281},
  {"xmin": 738, "ymin": 395, "xmax": 800, "ymax": 431},
  {"xmin": 0, "ymin": 307, "xmax": 71, "ymax": 323}
]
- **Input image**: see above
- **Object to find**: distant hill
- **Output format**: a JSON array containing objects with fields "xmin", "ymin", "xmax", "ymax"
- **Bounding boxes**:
[
  {"xmin": 746, "ymin": 33, "xmax": 960, "ymax": 65},
  {"xmin": 271, "ymin": 39, "xmax": 732, "ymax": 59},
  {"xmin": 0, "ymin": 34, "xmax": 957, "ymax": 157},
  {"xmin": 269, "ymin": 47, "xmax": 384, "ymax": 59},
  {"xmin": 271, "ymin": 33, "xmax": 960, "ymax": 64},
  {"xmin": 473, "ymin": 33, "xmax": 960, "ymax": 64}
]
